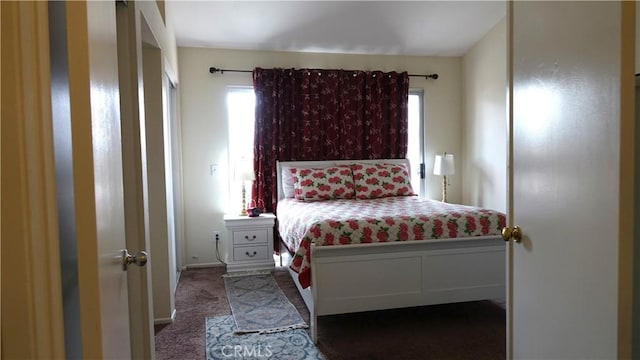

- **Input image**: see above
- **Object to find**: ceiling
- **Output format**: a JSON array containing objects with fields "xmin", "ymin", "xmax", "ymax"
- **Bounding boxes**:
[{"xmin": 166, "ymin": 1, "xmax": 506, "ymax": 57}]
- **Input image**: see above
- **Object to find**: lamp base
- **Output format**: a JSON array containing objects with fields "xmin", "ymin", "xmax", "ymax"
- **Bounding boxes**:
[
  {"xmin": 239, "ymin": 183, "xmax": 247, "ymax": 216},
  {"xmin": 441, "ymin": 175, "xmax": 448, "ymax": 203}
]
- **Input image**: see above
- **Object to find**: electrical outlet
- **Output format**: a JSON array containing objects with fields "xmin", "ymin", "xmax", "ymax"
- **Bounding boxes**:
[{"xmin": 213, "ymin": 231, "xmax": 221, "ymax": 242}]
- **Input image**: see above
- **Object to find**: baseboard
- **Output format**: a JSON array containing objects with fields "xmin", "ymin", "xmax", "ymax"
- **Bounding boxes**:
[
  {"xmin": 154, "ymin": 309, "xmax": 176, "ymax": 325},
  {"xmin": 185, "ymin": 262, "xmax": 226, "ymax": 269}
]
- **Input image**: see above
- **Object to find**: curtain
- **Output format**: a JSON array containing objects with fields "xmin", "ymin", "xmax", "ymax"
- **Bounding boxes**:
[{"xmin": 252, "ymin": 68, "xmax": 409, "ymax": 213}]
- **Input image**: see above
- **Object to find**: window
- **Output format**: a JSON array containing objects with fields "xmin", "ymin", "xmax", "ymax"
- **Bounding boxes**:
[
  {"xmin": 226, "ymin": 87, "xmax": 256, "ymax": 213},
  {"xmin": 407, "ymin": 90, "xmax": 425, "ymax": 197},
  {"xmin": 225, "ymin": 87, "xmax": 424, "ymax": 206}
]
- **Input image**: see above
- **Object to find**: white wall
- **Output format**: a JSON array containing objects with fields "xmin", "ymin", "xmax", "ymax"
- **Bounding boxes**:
[
  {"xmin": 178, "ymin": 48, "xmax": 463, "ymax": 266},
  {"xmin": 462, "ymin": 18, "xmax": 507, "ymax": 212}
]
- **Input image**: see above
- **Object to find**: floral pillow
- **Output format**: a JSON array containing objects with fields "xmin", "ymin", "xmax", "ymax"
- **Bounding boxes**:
[
  {"xmin": 351, "ymin": 163, "xmax": 414, "ymax": 199},
  {"xmin": 294, "ymin": 165, "xmax": 355, "ymax": 201}
]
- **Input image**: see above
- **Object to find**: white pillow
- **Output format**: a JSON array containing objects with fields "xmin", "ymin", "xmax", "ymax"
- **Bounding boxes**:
[{"xmin": 281, "ymin": 167, "xmax": 297, "ymax": 198}]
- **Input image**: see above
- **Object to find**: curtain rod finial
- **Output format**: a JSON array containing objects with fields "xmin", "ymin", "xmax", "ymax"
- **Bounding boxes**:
[
  {"xmin": 209, "ymin": 67, "xmax": 222, "ymax": 74},
  {"xmin": 426, "ymin": 74, "xmax": 438, "ymax": 80}
]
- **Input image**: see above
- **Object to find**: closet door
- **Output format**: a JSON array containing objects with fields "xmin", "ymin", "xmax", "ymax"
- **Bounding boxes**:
[{"xmin": 507, "ymin": 2, "xmax": 634, "ymax": 358}]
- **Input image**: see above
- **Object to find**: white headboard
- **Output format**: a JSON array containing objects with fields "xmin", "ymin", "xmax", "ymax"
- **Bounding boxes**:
[{"xmin": 276, "ymin": 158, "xmax": 410, "ymax": 201}]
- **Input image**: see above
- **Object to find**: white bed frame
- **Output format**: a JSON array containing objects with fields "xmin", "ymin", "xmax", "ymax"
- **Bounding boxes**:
[{"xmin": 276, "ymin": 159, "xmax": 505, "ymax": 343}]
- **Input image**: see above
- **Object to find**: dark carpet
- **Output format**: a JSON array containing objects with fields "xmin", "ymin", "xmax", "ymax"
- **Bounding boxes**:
[{"xmin": 155, "ymin": 266, "xmax": 505, "ymax": 360}]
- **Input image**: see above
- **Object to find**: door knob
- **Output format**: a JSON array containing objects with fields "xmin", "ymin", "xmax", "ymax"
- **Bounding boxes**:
[
  {"xmin": 121, "ymin": 249, "xmax": 148, "ymax": 271},
  {"xmin": 501, "ymin": 225, "xmax": 522, "ymax": 243}
]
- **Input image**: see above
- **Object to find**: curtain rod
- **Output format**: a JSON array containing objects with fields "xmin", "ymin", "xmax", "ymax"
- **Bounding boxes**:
[{"xmin": 208, "ymin": 67, "xmax": 439, "ymax": 80}]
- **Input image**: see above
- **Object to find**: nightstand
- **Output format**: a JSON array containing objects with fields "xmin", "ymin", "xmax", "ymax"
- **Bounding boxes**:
[{"xmin": 223, "ymin": 213, "xmax": 276, "ymax": 272}]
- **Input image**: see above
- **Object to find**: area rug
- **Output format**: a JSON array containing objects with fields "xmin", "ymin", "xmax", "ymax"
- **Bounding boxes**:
[
  {"xmin": 205, "ymin": 315, "xmax": 323, "ymax": 360},
  {"xmin": 223, "ymin": 273, "xmax": 308, "ymax": 334}
]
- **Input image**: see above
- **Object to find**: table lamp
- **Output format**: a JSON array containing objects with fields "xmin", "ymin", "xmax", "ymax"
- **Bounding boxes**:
[{"xmin": 433, "ymin": 152, "xmax": 455, "ymax": 202}]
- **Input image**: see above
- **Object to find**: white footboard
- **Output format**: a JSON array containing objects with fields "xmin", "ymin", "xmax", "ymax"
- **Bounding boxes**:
[{"xmin": 290, "ymin": 236, "xmax": 505, "ymax": 342}]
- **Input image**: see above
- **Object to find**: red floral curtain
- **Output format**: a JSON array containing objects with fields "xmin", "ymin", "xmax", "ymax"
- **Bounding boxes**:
[{"xmin": 252, "ymin": 68, "xmax": 409, "ymax": 212}]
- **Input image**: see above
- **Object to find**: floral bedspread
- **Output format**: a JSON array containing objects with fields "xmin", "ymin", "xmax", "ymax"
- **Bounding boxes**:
[{"xmin": 277, "ymin": 196, "xmax": 506, "ymax": 289}]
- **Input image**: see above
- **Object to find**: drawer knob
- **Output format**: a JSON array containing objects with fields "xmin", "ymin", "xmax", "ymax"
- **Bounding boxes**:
[
  {"xmin": 244, "ymin": 235, "xmax": 257, "ymax": 241},
  {"xmin": 245, "ymin": 251, "xmax": 257, "ymax": 258}
]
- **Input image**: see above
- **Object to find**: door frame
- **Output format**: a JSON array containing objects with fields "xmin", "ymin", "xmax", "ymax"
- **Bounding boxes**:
[
  {"xmin": 1, "ymin": 2, "xmax": 66, "ymax": 357},
  {"xmin": 619, "ymin": 3, "xmax": 636, "ymax": 357},
  {"xmin": 505, "ymin": 2, "xmax": 514, "ymax": 359}
]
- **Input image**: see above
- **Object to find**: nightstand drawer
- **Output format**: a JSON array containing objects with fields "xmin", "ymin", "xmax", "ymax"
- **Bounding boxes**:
[
  {"xmin": 233, "ymin": 245, "xmax": 270, "ymax": 262},
  {"xmin": 233, "ymin": 229, "xmax": 268, "ymax": 245}
]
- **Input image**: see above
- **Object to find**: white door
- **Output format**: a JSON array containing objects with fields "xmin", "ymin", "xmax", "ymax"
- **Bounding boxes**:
[
  {"xmin": 509, "ymin": 2, "xmax": 634, "ymax": 358},
  {"xmin": 66, "ymin": 1, "xmax": 135, "ymax": 357}
]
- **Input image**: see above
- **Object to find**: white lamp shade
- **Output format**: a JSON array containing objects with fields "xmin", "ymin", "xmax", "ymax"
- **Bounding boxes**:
[
  {"xmin": 234, "ymin": 158, "xmax": 255, "ymax": 181},
  {"xmin": 433, "ymin": 153, "xmax": 455, "ymax": 176}
]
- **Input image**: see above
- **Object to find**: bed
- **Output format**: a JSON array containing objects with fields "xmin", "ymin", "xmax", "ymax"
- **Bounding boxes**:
[{"xmin": 276, "ymin": 159, "xmax": 506, "ymax": 343}]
